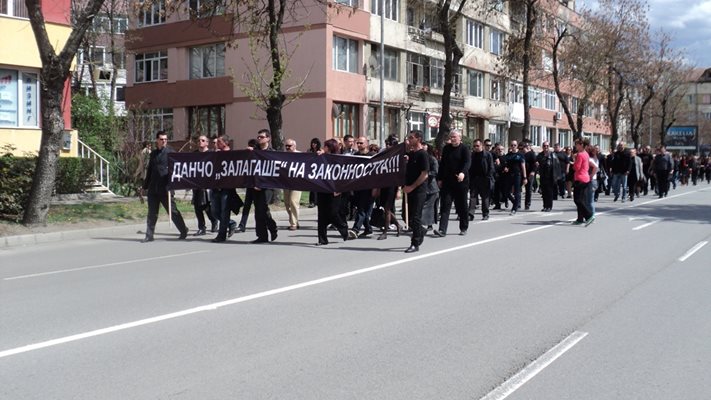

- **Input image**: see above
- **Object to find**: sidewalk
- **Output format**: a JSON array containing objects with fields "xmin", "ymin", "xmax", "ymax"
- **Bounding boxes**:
[{"xmin": 1, "ymin": 201, "xmax": 318, "ymax": 249}]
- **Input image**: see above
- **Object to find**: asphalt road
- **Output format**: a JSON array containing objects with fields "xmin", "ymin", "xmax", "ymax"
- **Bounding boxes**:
[{"xmin": 1, "ymin": 184, "xmax": 710, "ymax": 400}]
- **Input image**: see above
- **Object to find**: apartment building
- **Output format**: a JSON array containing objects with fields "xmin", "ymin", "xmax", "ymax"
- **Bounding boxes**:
[
  {"xmin": 0, "ymin": 0, "xmax": 76, "ymax": 156},
  {"xmin": 124, "ymin": 0, "xmax": 610, "ymax": 150},
  {"xmin": 679, "ymin": 67, "xmax": 711, "ymax": 153}
]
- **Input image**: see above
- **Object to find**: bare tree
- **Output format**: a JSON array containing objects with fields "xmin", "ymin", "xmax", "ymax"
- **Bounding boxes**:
[
  {"xmin": 23, "ymin": 0, "xmax": 107, "ymax": 225},
  {"xmin": 654, "ymin": 61, "xmax": 693, "ymax": 145}
]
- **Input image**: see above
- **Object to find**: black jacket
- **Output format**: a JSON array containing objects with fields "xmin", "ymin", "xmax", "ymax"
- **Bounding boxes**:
[{"xmin": 143, "ymin": 146, "xmax": 174, "ymax": 195}]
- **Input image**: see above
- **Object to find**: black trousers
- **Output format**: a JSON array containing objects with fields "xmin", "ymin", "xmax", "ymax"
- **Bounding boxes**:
[
  {"xmin": 254, "ymin": 188, "xmax": 277, "ymax": 241},
  {"xmin": 317, "ymin": 193, "xmax": 349, "ymax": 244},
  {"xmin": 655, "ymin": 169, "xmax": 670, "ymax": 197},
  {"xmin": 408, "ymin": 188, "xmax": 426, "ymax": 247},
  {"xmin": 573, "ymin": 181, "xmax": 592, "ymax": 222},
  {"xmin": 469, "ymin": 177, "xmax": 491, "ymax": 217},
  {"xmin": 504, "ymin": 174, "xmax": 523, "ymax": 211},
  {"xmin": 211, "ymin": 189, "xmax": 243, "ymax": 239},
  {"xmin": 352, "ymin": 190, "xmax": 374, "ymax": 234},
  {"xmin": 524, "ymin": 174, "xmax": 534, "ymax": 208},
  {"xmin": 540, "ymin": 178, "xmax": 555, "ymax": 210},
  {"xmin": 439, "ymin": 182, "xmax": 469, "ymax": 234},
  {"xmin": 146, "ymin": 191, "xmax": 187, "ymax": 238},
  {"xmin": 238, "ymin": 188, "xmax": 254, "ymax": 227},
  {"xmin": 193, "ymin": 199, "xmax": 216, "ymax": 231}
]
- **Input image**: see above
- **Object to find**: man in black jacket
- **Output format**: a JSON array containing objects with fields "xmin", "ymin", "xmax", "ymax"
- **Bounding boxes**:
[
  {"xmin": 141, "ymin": 131, "xmax": 188, "ymax": 242},
  {"xmin": 435, "ymin": 130, "xmax": 471, "ymax": 236},
  {"xmin": 536, "ymin": 141, "xmax": 560, "ymax": 212},
  {"xmin": 468, "ymin": 139, "xmax": 495, "ymax": 220},
  {"xmin": 251, "ymin": 129, "xmax": 279, "ymax": 243}
]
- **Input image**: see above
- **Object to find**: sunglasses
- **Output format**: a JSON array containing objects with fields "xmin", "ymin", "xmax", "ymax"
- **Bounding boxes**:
[{"xmin": 257, "ymin": 135, "xmax": 267, "ymax": 139}]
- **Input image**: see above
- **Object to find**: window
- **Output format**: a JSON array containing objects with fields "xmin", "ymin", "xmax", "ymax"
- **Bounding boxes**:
[
  {"xmin": 429, "ymin": 58, "xmax": 445, "ymax": 89},
  {"xmin": 511, "ymin": 82, "xmax": 523, "ymax": 104},
  {"xmin": 468, "ymin": 70, "xmax": 484, "ymax": 97},
  {"xmin": 489, "ymin": 123, "xmax": 505, "ymax": 144},
  {"xmin": 91, "ymin": 15, "xmax": 128, "ymax": 34},
  {"xmin": 490, "ymin": 77, "xmax": 502, "ymax": 101},
  {"xmin": 407, "ymin": 53, "xmax": 428, "ymax": 87},
  {"xmin": 558, "ymin": 129, "xmax": 571, "ymax": 147},
  {"xmin": 138, "ymin": 0, "xmax": 165, "ymax": 26},
  {"xmin": 333, "ymin": 36, "xmax": 359, "ymax": 73},
  {"xmin": 133, "ymin": 108, "xmax": 173, "ymax": 140},
  {"xmin": 135, "ymin": 51, "xmax": 168, "ymax": 83},
  {"xmin": 368, "ymin": 106, "xmax": 400, "ymax": 141},
  {"xmin": 189, "ymin": 0, "xmax": 225, "ymax": 17},
  {"xmin": 333, "ymin": 103, "xmax": 359, "ymax": 137},
  {"xmin": 336, "ymin": 0, "xmax": 358, "ymax": 5},
  {"xmin": 374, "ymin": 46, "xmax": 399, "ymax": 81},
  {"xmin": 408, "ymin": 111, "xmax": 424, "ymax": 134},
  {"xmin": 528, "ymin": 86, "xmax": 542, "ymax": 108},
  {"xmin": 189, "ymin": 105, "xmax": 225, "ymax": 137},
  {"xmin": 544, "ymin": 89, "xmax": 556, "ymax": 110},
  {"xmin": 466, "ymin": 19, "xmax": 484, "ymax": 48},
  {"xmin": 529, "ymin": 126, "xmax": 542, "ymax": 146},
  {"xmin": 452, "ymin": 68, "xmax": 462, "ymax": 94},
  {"xmin": 491, "ymin": 0, "xmax": 505, "ymax": 13},
  {"xmin": 542, "ymin": 51, "xmax": 553, "ymax": 72},
  {"xmin": 371, "ymin": 0, "xmax": 398, "ymax": 21},
  {"xmin": 190, "ymin": 43, "xmax": 225, "ymax": 79},
  {"xmin": 571, "ymin": 97, "xmax": 580, "ymax": 114},
  {"xmin": 0, "ymin": 69, "xmax": 39, "ymax": 127},
  {"xmin": 0, "ymin": 0, "xmax": 29, "ymax": 18},
  {"xmin": 702, "ymin": 94, "xmax": 711, "ymax": 104},
  {"xmin": 490, "ymin": 29, "xmax": 504, "ymax": 55}
]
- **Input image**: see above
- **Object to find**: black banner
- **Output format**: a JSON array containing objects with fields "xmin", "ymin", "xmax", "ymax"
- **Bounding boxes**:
[{"xmin": 168, "ymin": 143, "xmax": 406, "ymax": 192}]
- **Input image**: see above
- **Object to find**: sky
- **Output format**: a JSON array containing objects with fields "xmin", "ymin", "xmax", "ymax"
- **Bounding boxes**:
[{"xmin": 578, "ymin": 0, "xmax": 711, "ymax": 68}]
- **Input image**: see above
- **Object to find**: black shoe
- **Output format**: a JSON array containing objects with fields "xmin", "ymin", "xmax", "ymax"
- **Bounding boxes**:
[
  {"xmin": 377, "ymin": 233, "xmax": 388, "ymax": 240},
  {"xmin": 315, "ymin": 241, "xmax": 328, "ymax": 246},
  {"xmin": 510, "ymin": 209, "xmax": 517, "ymax": 216},
  {"xmin": 270, "ymin": 229, "xmax": 278, "ymax": 241},
  {"xmin": 236, "ymin": 224, "xmax": 246, "ymax": 233},
  {"xmin": 459, "ymin": 230, "xmax": 467, "ymax": 236},
  {"xmin": 433, "ymin": 229, "xmax": 445, "ymax": 237},
  {"xmin": 210, "ymin": 223, "xmax": 218, "ymax": 233},
  {"xmin": 228, "ymin": 221, "xmax": 236, "ymax": 238},
  {"xmin": 613, "ymin": 195, "xmax": 619, "ymax": 202},
  {"xmin": 194, "ymin": 229, "xmax": 207, "ymax": 236},
  {"xmin": 468, "ymin": 214, "xmax": 474, "ymax": 221},
  {"xmin": 178, "ymin": 231, "xmax": 188, "ymax": 240},
  {"xmin": 141, "ymin": 236, "xmax": 154, "ymax": 243},
  {"xmin": 251, "ymin": 238, "xmax": 269, "ymax": 244},
  {"xmin": 525, "ymin": 206, "xmax": 530, "ymax": 210},
  {"xmin": 404, "ymin": 245, "xmax": 419, "ymax": 253},
  {"xmin": 482, "ymin": 215, "xmax": 489, "ymax": 220},
  {"xmin": 211, "ymin": 236, "xmax": 227, "ymax": 243},
  {"xmin": 308, "ymin": 203, "xmax": 316, "ymax": 208}
]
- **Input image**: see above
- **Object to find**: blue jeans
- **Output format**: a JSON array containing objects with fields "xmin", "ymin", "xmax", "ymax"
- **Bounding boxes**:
[{"xmin": 610, "ymin": 173, "xmax": 627, "ymax": 200}]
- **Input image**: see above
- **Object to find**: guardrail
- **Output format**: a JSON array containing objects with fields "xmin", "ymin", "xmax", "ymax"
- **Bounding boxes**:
[{"xmin": 77, "ymin": 139, "xmax": 112, "ymax": 193}]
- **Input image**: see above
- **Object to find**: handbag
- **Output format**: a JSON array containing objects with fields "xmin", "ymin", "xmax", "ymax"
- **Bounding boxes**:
[{"xmin": 370, "ymin": 206, "xmax": 386, "ymax": 228}]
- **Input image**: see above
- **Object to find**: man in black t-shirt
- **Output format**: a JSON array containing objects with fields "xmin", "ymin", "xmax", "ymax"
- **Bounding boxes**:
[{"xmin": 403, "ymin": 130, "xmax": 430, "ymax": 253}]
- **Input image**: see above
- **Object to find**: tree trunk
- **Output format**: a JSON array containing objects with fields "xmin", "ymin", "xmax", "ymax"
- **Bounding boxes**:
[
  {"xmin": 22, "ymin": 76, "xmax": 67, "ymax": 225},
  {"xmin": 521, "ymin": 0, "xmax": 538, "ymax": 142},
  {"xmin": 434, "ymin": 0, "xmax": 464, "ymax": 151},
  {"xmin": 266, "ymin": 95, "xmax": 285, "ymax": 150}
]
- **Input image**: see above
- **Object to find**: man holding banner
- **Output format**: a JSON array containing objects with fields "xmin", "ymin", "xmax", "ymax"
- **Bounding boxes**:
[{"xmin": 402, "ymin": 130, "xmax": 429, "ymax": 253}]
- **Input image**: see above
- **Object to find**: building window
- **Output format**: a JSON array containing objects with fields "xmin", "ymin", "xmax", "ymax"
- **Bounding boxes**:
[
  {"xmin": 374, "ymin": 46, "xmax": 399, "ymax": 81},
  {"xmin": 408, "ymin": 111, "xmax": 425, "ymax": 134},
  {"xmin": 407, "ymin": 53, "xmax": 428, "ymax": 87},
  {"xmin": 558, "ymin": 129, "xmax": 571, "ymax": 147},
  {"xmin": 91, "ymin": 14, "xmax": 128, "ymax": 34},
  {"xmin": 490, "ymin": 29, "xmax": 504, "ymax": 55},
  {"xmin": 0, "ymin": 0, "xmax": 29, "ymax": 18},
  {"xmin": 135, "ymin": 51, "xmax": 168, "ymax": 83},
  {"xmin": 189, "ymin": 0, "xmax": 225, "ymax": 17},
  {"xmin": 489, "ymin": 123, "xmax": 505, "ymax": 144},
  {"xmin": 491, "ymin": 0, "xmax": 505, "ymax": 13},
  {"xmin": 468, "ymin": 70, "xmax": 484, "ymax": 98},
  {"xmin": 189, "ymin": 105, "xmax": 225, "ymax": 137},
  {"xmin": 511, "ymin": 81, "xmax": 523, "ymax": 104},
  {"xmin": 138, "ymin": 0, "xmax": 166, "ymax": 27},
  {"xmin": 333, "ymin": 102, "xmax": 359, "ymax": 137},
  {"xmin": 333, "ymin": 36, "xmax": 359, "ymax": 73},
  {"xmin": 190, "ymin": 43, "xmax": 225, "ymax": 79},
  {"xmin": 542, "ymin": 51, "xmax": 553, "ymax": 72},
  {"xmin": 132, "ymin": 108, "xmax": 174, "ymax": 141},
  {"xmin": 0, "ymin": 70, "xmax": 39, "ymax": 128},
  {"xmin": 490, "ymin": 77, "xmax": 502, "ymax": 101},
  {"xmin": 368, "ymin": 106, "xmax": 400, "ymax": 141},
  {"xmin": 466, "ymin": 19, "xmax": 484, "ymax": 48},
  {"xmin": 544, "ymin": 89, "xmax": 556, "ymax": 110},
  {"xmin": 528, "ymin": 86, "xmax": 542, "ymax": 108},
  {"xmin": 429, "ymin": 58, "xmax": 445, "ymax": 89},
  {"xmin": 529, "ymin": 126, "xmax": 542, "ymax": 146},
  {"xmin": 371, "ymin": 0, "xmax": 398, "ymax": 21},
  {"xmin": 336, "ymin": 0, "xmax": 358, "ymax": 6}
]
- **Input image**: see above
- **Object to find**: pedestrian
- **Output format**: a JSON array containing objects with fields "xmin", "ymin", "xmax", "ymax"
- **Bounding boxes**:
[
  {"xmin": 572, "ymin": 138, "xmax": 594, "ymax": 226},
  {"xmin": 375, "ymin": 135, "xmax": 403, "ymax": 240},
  {"xmin": 553, "ymin": 143, "xmax": 569, "ymax": 199},
  {"xmin": 468, "ymin": 138, "xmax": 495, "ymax": 220},
  {"xmin": 350, "ymin": 136, "xmax": 376, "ymax": 238},
  {"xmin": 610, "ymin": 142, "xmax": 631, "ymax": 202},
  {"xmin": 502, "ymin": 140, "xmax": 527, "ymax": 215},
  {"xmin": 192, "ymin": 135, "xmax": 217, "ymax": 235},
  {"xmin": 307, "ymin": 138, "xmax": 321, "ymax": 208},
  {"xmin": 283, "ymin": 138, "xmax": 302, "ymax": 231},
  {"xmin": 535, "ymin": 141, "xmax": 560, "ymax": 212},
  {"xmin": 403, "ymin": 130, "xmax": 430, "ymax": 253},
  {"xmin": 251, "ymin": 129, "xmax": 279, "ymax": 243},
  {"xmin": 140, "ymin": 131, "xmax": 189, "ymax": 242},
  {"xmin": 521, "ymin": 140, "xmax": 537, "ymax": 210},
  {"xmin": 422, "ymin": 143, "xmax": 440, "ymax": 229},
  {"xmin": 628, "ymin": 148, "xmax": 643, "ymax": 201},
  {"xmin": 235, "ymin": 138, "xmax": 258, "ymax": 233},
  {"xmin": 210, "ymin": 133, "xmax": 244, "ymax": 243},
  {"xmin": 652, "ymin": 145, "xmax": 674, "ymax": 198},
  {"xmin": 316, "ymin": 139, "xmax": 357, "ymax": 245},
  {"xmin": 434, "ymin": 130, "xmax": 471, "ymax": 236}
]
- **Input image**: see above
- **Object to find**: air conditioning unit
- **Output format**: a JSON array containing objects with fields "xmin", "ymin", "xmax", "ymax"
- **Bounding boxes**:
[{"xmin": 554, "ymin": 112, "xmax": 562, "ymax": 121}]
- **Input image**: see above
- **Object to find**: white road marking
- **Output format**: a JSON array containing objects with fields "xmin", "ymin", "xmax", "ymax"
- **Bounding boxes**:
[
  {"xmin": 3, "ymin": 251, "xmax": 209, "ymax": 281},
  {"xmin": 536, "ymin": 212, "xmax": 563, "ymax": 217},
  {"xmin": 632, "ymin": 219, "xmax": 661, "ymax": 231},
  {"xmin": 478, "ymin": 331, "xmax": 589, "ymax": 400},
  {"xmin": 0, "ymin": 225, "xmax": 553, "ymax": 359},
  {"xmin": 678, "ymin": 241, "xmax": 708, "ymax": 262}
]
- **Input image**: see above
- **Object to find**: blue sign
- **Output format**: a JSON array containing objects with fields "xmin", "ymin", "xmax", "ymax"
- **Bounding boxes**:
[{"xmin": 666, "ymin": 126, "xmax": 697, "ymax": 150}]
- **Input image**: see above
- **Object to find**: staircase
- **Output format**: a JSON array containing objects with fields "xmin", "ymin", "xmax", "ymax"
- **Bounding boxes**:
[{"xmin": 77, "ymin": 139, "xmax": 114, "ymax": 195}]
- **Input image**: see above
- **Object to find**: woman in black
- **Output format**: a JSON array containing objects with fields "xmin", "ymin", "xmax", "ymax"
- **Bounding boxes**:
[
  {"xmin": 376, "ymin": 135, "xmax": 403, "ymax": 240},
  {"xmin": 308, "ymin": 138, "xmax": 321, "ymax": 208},
  {"xmin": 316, "ymin": 139, "xmax": 356, "ymax": 245}
]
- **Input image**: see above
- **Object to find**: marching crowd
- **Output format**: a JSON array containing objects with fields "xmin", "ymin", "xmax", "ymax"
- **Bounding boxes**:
[{"xmin": 140, "ymin": 129, "xmax": 711, "ymax": 252}]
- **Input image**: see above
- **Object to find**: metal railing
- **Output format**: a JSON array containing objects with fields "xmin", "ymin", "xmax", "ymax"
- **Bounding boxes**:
[{"xmin": 77, "ymin": 139, "xmax": 111, "ymax": 192}]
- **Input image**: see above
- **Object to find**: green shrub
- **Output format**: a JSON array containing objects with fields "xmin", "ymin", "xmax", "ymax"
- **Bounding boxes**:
[{"xmin": 0, "ymin": 155, "xmax": 95, "ymax": 220}]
